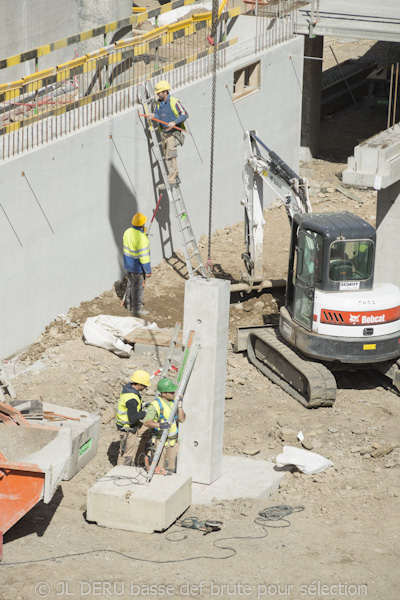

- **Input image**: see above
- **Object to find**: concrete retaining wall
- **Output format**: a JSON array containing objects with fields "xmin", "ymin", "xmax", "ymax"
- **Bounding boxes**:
[{"xmin": 0, "ymin": 29, "xmax": 304, "ymax": 359}]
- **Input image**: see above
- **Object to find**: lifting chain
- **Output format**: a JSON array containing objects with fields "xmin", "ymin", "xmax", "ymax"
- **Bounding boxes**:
[{"xmin": 206, "ymin": 0, "xmax": 219, "ymax": 276}]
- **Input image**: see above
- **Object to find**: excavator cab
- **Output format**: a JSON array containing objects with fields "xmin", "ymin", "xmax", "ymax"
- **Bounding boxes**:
[{"xmin": 286, "ymin": 212, "xmax": 376, "ymax": 332}]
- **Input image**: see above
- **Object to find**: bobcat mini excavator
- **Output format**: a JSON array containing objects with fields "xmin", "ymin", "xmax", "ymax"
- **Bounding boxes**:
[{"xmin": 237, "ymin": 131, "xmax": 400, "ymax": 408}]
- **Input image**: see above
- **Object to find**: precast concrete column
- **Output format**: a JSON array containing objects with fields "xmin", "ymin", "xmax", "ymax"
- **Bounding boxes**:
[
  {"xmin": 178, "ymin": 278, "xmax": 230, "ymax": 484},
  {"xmin": 375, "ymin": 181, "xmax": 400, "ymax": 288},
  {"xmin": 300, "ymin": 35, "xmax": 324, "ymax": 162}
]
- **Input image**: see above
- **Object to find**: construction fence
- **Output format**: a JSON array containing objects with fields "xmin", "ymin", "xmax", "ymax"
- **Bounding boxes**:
[{"xmin": 0, "ymin": 0, "xmax": 299, "ymax": 159}]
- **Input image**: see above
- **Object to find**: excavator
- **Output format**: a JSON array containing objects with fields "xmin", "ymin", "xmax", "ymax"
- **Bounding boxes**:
[{"xmin": 236, "ymin": 131, "xmax": 400, "ymax": 408}]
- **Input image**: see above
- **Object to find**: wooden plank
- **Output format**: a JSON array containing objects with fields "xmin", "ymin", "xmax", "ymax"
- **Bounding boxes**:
[{"xmin": 123, "ymin": 328, "xmax": 183, "ymax": 347}]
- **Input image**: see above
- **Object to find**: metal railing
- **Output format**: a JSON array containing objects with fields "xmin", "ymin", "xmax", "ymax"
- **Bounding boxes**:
[
  {"xmin": 0, "ymin": 4, "xmax": 240, "ymax": 159},
  {"xmin": 253, "ymin": 0, "xmax": 299, "ymax": 53}
]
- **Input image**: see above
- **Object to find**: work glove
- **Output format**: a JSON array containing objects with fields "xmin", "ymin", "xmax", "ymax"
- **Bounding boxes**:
[{"xmin": 158, "ymin": 422, "xmax": 170, "ymax": 430}]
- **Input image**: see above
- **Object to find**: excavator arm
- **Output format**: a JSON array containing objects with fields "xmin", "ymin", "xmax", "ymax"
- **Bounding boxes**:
[{"xmin": 241, "ymin": 131, "xmax": 312, "ymax": 284}]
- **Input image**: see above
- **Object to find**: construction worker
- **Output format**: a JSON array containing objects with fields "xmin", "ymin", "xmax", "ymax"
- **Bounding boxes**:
[
  {"xmin": 116, "ymin": 369, "xmax": 151, "ymax": 466},
  {"xmin": 123, "ymin": 213, "xmax": 151, "ymax": 317},
  {"xmin": 152, "ymin": 80, "xmax": 188, "ymax": 186},
  {"xmin": 143, "ymin": 377, "xmax": 186, "ymax": 472}
]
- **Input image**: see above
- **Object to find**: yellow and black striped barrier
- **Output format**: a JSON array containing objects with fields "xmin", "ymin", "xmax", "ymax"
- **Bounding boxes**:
[
  {"xmin": 0, "ymin": 0, "xmax": 200, "ymax": 70},
  {"xmin": 0, "ymin": 37, "xmax": 238, "ymax": 137}
]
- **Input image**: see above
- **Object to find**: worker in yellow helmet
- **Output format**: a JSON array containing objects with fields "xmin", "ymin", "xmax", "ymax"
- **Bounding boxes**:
[
  {"xmin": 152, "ymin": 80, "xmax": 189, "ymax": 187},
  {"xmin": 123, "ymin": 212, "xmax": 151, "ymax": 317},
  {"xmin": 116, "ymin": 369, "xmax": 151, "ymax": 466}
]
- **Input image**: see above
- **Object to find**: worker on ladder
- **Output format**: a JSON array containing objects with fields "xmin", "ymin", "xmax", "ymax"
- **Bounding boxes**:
[
  {"xmin": 143, "ymin": 377, "xmax": 186, "ymax": 472},
  {"xmin": 123, "ymin": 212, "xmax": 151, "ymax": 317},
  {"xmin": 152, "ymin": 80, "xmax": 189, "ymax": 187}
]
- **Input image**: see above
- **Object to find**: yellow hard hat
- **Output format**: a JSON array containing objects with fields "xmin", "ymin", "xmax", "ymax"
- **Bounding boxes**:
[
  {"xmin": 131, "ymin": 370, "xmax": 151, "ymax": 386},
  {"xmin": 155, "ymin": 80, "xmax": 171, "ymax": 94},
  {"xmin": 131, "ymin": 213, "xmax": 147, "ymax": 227}
]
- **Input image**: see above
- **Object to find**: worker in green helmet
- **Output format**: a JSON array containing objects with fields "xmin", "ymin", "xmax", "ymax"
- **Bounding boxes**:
[
  {"xmin": 143, "ymin": 377, "xmax": 186, "ymax": 472},
  {"xmin": 116, "ymin": 369, "xmax": 151, "ymax": 466}
]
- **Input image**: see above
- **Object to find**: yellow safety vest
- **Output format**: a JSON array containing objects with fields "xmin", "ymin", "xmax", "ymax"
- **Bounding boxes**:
[
  {"xmin": 116, "ymin": 385, "xmax": 142, "ymax": 430},
  {"xmin": 156, "ymin": 96, "xmax": 186, "ymax": 131},
  {"xmin": 152, "ymin": 397, "xmax": 178, "ymax": 446}
]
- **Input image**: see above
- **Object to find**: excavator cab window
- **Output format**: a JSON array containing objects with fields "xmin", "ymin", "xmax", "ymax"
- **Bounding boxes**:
[
  {"xmin": 329, "ymin": 240, "xmax": 373, "ymax": 281},
  {"xmin": 293, "ymin": 231, "xmax": 317, "ymax": 331}
]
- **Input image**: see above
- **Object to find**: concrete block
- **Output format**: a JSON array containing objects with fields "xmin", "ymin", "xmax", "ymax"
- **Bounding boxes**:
[
  {"xmin": 375, "ymin": 180, "xmax": 400, "ymax": 288},
  {"xmin": 178, "ymin": 278, "xmax": 230, "ymax": 485},
  {"xmin": 1, "ymin": 426, "xmax": 71, "ymax": 503},
  {"xmin": 42, "ymin": 402, "xmax": 101, "ymax": 480},
  {"xmin": 192, "ymin": 455, "xmax": 285, "ymax": 505},
  {"xmin": 87, "ymin": 466, "xmax": 192, "ymax": 533},
  {"xmin": 343, "ymin": 125, "xmax": 400, "ymax": 189}
]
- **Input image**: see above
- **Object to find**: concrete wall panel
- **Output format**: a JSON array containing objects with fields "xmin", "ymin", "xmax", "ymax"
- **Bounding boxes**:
[{"xmin": 0, "ymin": 34, "xmax": 304, "ymax": 358}]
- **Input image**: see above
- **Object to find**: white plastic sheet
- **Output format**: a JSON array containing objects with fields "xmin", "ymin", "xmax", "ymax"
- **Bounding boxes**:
[
  {"xmin": 275, "ymin": 445, "xmax": 334, "ymax": 475},
  {"xmin": 83, "ymin": 315, "xmax": 157, "ymax": 357}
]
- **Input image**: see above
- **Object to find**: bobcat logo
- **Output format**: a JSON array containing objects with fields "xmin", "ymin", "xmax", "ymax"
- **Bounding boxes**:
[{"xmin": 349, "ymin": 314, "xmax": 360, "ymax": 324}]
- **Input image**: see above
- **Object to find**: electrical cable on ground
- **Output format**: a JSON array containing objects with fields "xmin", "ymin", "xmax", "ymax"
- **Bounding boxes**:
[{"xmin": 0, "ymin": 505, "xmax": 304, "ymax": 567}]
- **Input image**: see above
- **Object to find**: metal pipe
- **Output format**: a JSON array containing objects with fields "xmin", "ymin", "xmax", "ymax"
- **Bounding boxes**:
[
  {"xmin": 393, "ymin": 62, "xmax": 399, "ymax": 129},
  {"xmin": 230, "ymin": 278, "xmax": 286, "ymax": 292},
  {"xmin": 387, "ymin": 64, "xmax": 394, "ymax": 132}
]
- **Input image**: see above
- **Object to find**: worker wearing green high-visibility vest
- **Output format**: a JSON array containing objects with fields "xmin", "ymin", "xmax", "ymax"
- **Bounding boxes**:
[{"xmin": 143, "ymin": 377, "xmax": 186, "ymax": 472}]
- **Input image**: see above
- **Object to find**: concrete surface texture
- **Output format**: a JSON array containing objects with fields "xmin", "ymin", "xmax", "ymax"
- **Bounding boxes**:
[
  {"xmin": 0, "ymin": 27, "xmax": 304, "ymax": 360},
  {"xmin": 375, "ymin": 180, "xmax": 400, "ymax": 288},
  {"xmin": 296, "ymin": 0, "xmax": 400, "ymax": 42},
  {"xmin": 78, "ymin": 0, "xmax": 132, "ymax": 54},
  {"xmin": 86, "ymin": 466, "xmax": 192, "ymax": 533},
  {"xmin": 191, "ymin": 455, "xmax": 286, "ymax": 504},
  {"xmin": 0, "ymin": 0, "xmax": 79, "ymax": 84},
  {"xmin": 343, "ymin": 124, "xmax": 400, "ymax": 189},
  {"xmin": 178, "ymin": 278, "xmax": 230, "ymax": 484}
]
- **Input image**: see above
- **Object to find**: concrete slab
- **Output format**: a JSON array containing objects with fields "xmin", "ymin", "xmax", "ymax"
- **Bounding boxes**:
[
  {"xmin": 87, "ymin": 466, "xmax": 192, "ymax": 533},
  {"xmin": 191, "ymin": 455, "xmax": 285, "ymax": 505},
  {"xmin": 343, "ymin": 124, "xmax": 400, "ymax": 189}
]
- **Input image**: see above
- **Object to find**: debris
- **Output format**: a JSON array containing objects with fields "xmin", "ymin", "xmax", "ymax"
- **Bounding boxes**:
[
  {"xmin": 371, "ymin": 446, "xmax": 394, "ymax": 458},
  {"xmin": 279, "ymin": 427, "xmax": 299, "ymax": 444},
  {"xmin": 328, "ymin": 427, "xmax": 339, "ymax": 433},
  {"xmin": 276, "ymin": 446, "xmax": 334, "ymax": 474},
  {"xmin": 102, "ymin": 406, "xmax": 115, "ymax": 424},
  {"xmin": 242, "ymin": 447, "xmax": 260, "ymax": 456},
  {"xmin": 336, "ymin": 184, "xmax": 364, "ymax": 203}
]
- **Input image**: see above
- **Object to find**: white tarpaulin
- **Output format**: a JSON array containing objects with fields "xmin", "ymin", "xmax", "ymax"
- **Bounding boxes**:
[
  {"xmin": 83, "ymin": 315, "xmax": 157, "ymax": 357},
  {"xmin": 275, "ymin": 446, "xmax": 334, "ymax": 475}
]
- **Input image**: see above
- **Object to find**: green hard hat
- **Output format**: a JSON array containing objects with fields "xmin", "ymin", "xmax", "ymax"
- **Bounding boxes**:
[{"xmin": 157, "ymin": 378, "xmax": 178, "ymax": 393}]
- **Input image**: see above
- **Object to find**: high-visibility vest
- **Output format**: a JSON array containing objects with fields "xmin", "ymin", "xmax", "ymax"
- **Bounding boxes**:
[
  {"xmin": 116, "ymin": 384, "xmax": 142, "ymax": 430},
  {"xmin": 152, "ymin": 397, "xmax": 178, "ymax": 446},
  {"xmin": 123, "ymin": 227, "xmax": 151, "ymax": 274},
  {"xmin": 156, "ymin": 96, "xmax": 187, "ymax": 131}
]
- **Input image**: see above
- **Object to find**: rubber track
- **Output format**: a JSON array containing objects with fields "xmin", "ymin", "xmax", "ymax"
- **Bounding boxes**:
[{"xmin": 247, "ymin": 328, "xmax": 336, "ymax": 408}]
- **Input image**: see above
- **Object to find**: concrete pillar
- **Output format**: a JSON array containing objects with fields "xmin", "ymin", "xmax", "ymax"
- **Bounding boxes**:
[
  {"xmin": 178, "ymin": 278, "xmax": 230, "ymax": 484},
  {"xmin": 375, "ymin": 181, "xmax": 400, "ymax": 288},
  {"xmin": 300, "ymin": 35, "xmax": 323, "ymax": 162}
]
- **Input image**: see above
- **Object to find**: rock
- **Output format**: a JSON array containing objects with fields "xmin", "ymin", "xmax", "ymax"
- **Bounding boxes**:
[
  {"xmin": 102, "ymin": 406, "xmax": 115, "ymax": 424},
  {"xmin": 371, "ymin": 446, "xmax": 394, "ymax": 458},
  {"xmin": 243, "ymin": 447, "xmax": 260, "ymax": 456},
  {"xmin": 254, "ymin": 301, "xmax": 264, "ymax": 310},
  {"xmin": 276, "ymin": 418, "xmax": 288, "ymax": 427},
  {"xmin": 360, "ymin": 445, "xmax": 373, "ymax": 455},
  {"xmin": 225, "ymin": 390, "xmax": 233, "ymax": 399},
  {"xmin": 328, "ymin": 427, "xmax": 339, "ymax": 434},
  {"xmin": 93, "ymin": 396, "xmax": 106, "ymax": 409},
  {"xmin": 279, "ymin": 427, "xmax": 299, "ymax": 444},
  {"xmin": 301, "ymin": 439, "xmax": 314, "ymax": 450},
  {"xmin": 384, "ymin": 460, "xmax": 396, "ymax": 468},
  {"xmin": 350, "ymin": 446, "xmax": 362, "ymax": 454},
  {"xmin": 351, "ymin": 425, "xmax": 367, "ymax": 435}
]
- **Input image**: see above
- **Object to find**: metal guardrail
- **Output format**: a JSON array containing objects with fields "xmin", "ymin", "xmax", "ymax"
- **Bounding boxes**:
[{"xmin": 0, "ymin": 0, "xmax": 298, "ymax": 159}]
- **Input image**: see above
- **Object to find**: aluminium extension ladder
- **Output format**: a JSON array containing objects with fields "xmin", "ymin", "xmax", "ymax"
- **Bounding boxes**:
[{"xmin": 138, "ymin": 83, "xmax": 207, "ymax": 279}]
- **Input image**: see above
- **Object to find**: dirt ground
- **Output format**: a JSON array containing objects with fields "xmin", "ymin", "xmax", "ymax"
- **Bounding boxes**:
[{"xmin": 1, "ymin": 37, "xmax": 400, "ymax": 600}]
